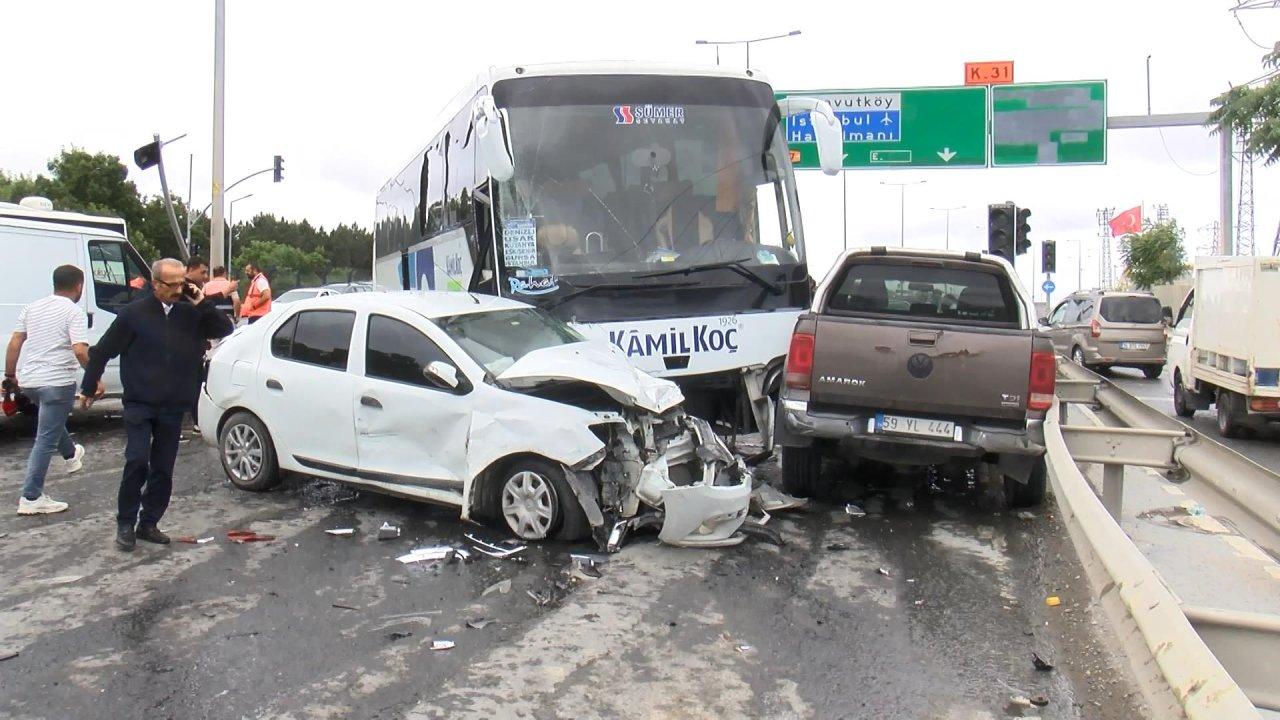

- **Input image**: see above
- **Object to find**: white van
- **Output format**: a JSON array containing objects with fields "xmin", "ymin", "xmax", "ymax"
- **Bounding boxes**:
[{"xmin": 1, "ymin": 200, "xmax": 151, "ymax": 403}]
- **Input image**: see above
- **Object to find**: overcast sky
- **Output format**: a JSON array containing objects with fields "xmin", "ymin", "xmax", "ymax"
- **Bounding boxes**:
[{"xmin": 3, "ymin": 1, "xmax": 1278, "ymax": 299}]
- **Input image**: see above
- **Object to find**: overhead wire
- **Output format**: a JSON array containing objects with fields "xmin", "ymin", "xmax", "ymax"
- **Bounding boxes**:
[{"xmin": 1155, "ymin": 127, "xmax": 1218, "ymax": 177}]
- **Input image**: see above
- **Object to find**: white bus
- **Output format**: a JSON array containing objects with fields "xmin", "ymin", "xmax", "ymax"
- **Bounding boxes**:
[{"xmin": 374, "ymin": 62, "xmax": 841, "ymax": 449}]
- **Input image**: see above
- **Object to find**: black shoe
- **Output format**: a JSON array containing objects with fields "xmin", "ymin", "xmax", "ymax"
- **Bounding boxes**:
[
  {"xmin": 116, "ymin": 525, "xmax": 136, "ymax": 551},
  {"xmin": 136, "ymin": 524, "xmax": 170, "ymax": 545}
]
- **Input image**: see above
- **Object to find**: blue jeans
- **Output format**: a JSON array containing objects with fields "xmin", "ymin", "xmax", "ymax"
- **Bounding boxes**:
[{"xmin": 21, "ymin": 384, "xmax": 77, "ymax": 501}]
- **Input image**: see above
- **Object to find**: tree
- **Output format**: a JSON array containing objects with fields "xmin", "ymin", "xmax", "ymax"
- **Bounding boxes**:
[
  {"xmin": 1210, "ymin": 46, "xmax": 1280, "ymax": 164},
  {"xmin": 1120, "ymin": 221, "xmax": 1190, "ymax": 289}
]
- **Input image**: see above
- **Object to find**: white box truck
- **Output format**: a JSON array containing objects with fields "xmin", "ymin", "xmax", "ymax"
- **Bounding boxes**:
[
  {"xmin": 1168, "ymin": 255, "xmax": 1280, "ymax": 437},
  {"xmin": 1, "ymin": 199, "xmax": 152, "ymax": 413}
]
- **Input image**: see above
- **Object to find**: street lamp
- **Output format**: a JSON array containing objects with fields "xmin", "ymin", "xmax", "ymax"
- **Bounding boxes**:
[
  {"xmin": 881, "ymin": 179, "xmax": 927, "ymax": 247},
  {"xmin": 228, "ymin": 193, "xmax": 253, "ymax": 270},
  {"xmin": 695, "ymin": 30, "xmax": 801, "ymax": 69},
  {"xmin": 929, "ymin": 205, "xmax": 966, "ymax": 250}
]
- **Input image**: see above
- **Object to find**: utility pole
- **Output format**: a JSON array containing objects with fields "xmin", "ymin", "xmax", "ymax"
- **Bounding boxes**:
[
  {"xmin": 882, "ymin": 179, "xmax": 926, "ymax": 247},
  {"xmin": 210, "ymin": 0, "xmax": 227, "ymax": 273},
  {"xmin": 930, "ymin": 205, "xmax": 965, "ymax": 250}
]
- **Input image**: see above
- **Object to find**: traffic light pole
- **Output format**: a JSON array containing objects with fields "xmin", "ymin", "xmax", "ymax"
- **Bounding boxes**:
[{"xmin": 210, "ymin": 0, "xmax": 227, "ymax": 277}]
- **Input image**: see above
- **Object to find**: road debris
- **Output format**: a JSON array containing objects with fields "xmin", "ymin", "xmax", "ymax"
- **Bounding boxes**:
[
  {"xmin": 324, "ymin": 528, "xmax": 354, "ymax": 536},
  {"xmin": 0, "ymin": 650, "xmax": 17, "ymax": 662},
  {"xmin": 845, "ymin": 503, "xmax": 866, "ymax": 518},
  {"xmin": 734, "ymin": 643, "xmax": 754, "ymax": 654},
  {"xmin": 826, "ymin": 542, "xmax": 851, "ymax": 551},
  {"xmin": 1045, "ymin": 596, "xmax": 1062, "ymax": 607},
  {"xmin": 1007, "ymin": 696, "xmax": 1033, "ymax": 711},
  {"xmin": 227, "ymin": 530, "xmax": 275, "ymax": 543},
  {"xmin": 482, "ymin": 579, "xmax": 512, "ymax": 596},
  {"xmin": 1030, "ymin": 695, "xmax": 1050, "ymax": 707},
  {"xmin": 466, "ymin": 618, "xmax": 495, "ymax": 630},
  {"xmin": 752, "ymin": 482, "xmax": 806, "ymax": 512},
  {"xmin": 569, "ymin": 554, "xmax": 604, "ymax": 579},
  {"xmin": 877, "ymin": 567, "xmax": 891, "ymax": 577},
  {"xmin": 431, "ymin": 639, "xmax": 455, "ymax": 651},
  {"xmin": 377, "ymin": 522, "xmax": 401, "ymax": 540},
  {"xmin": 387, "ymin": 630, "xmax": 413, "ymax": 641},
  {"xmin": 1016, "ymin": 511, "xmax": 1036, "ymax": 520},
  {"xmin": 1032, "ymin": 652, "xmax": 1055, "ymax": 672},
  {"xmin": 331, "ymin": 603, "xmax": 359, "ymax": 611},
  {"xmin": 737, "ymin": 521, "xmax": 783, "ymax": 546},
  {"xmin": 176, "ymin": 536, "xmax": 216, "ymax": 544},
  {"xmin": 466, "ymin": 534, "xmax": 526, "ymax": 558},
  {"xmin": 527, "ymin": 589, "xmax": 553, "ymax": 606},
  {"xmin": 396, "ymin": 546, "xmax": 454, "ymax": 564}
]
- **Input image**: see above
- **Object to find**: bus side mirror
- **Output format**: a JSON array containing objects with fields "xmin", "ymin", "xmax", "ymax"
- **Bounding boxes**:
[
  {"xmin": 474, "ymin": 96, "xmax": 515, "ymax": 183},
  {"xmin": 777, "ymin": 97, "xmax": 843, "ymax": 177}
]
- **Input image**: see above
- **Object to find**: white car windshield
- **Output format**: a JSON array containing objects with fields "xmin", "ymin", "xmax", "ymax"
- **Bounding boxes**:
[
  {"xmin": 277, "ymin": 289, "xmax": 320, "ymax": 303},
  {"xmin": 436, "ymin": 308, "xmax": 583, "ymax": 375}
]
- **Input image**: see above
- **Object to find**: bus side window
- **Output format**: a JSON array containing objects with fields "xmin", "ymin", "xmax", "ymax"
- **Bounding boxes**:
[{"xmin": 88, "ymin": 239, "xmax": 147, "ymax": 309}]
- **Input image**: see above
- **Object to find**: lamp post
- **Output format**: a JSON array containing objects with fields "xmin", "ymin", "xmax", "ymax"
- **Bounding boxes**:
[
  {"xmin": 228, "ymin": 193, "xmax": 253, "ymax": 270},
  {"xmin": 880, "ymin": 179, "xmax": 927, "ymax": 246},
  {"xmin": 929, "ymin": 205, "xmax": 966, "ymax": 250},
  {"xmin": 695, "ymin": 30, "xmax": 801, "ymax": 69}
]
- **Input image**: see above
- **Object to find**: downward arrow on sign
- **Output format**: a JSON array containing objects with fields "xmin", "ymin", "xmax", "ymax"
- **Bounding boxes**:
[{"xmin": 937, "ymin": 147, "xmax": 957, "ymax": 162}]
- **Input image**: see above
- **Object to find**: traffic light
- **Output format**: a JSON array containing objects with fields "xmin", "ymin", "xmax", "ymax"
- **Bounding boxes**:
[
  {"xmin": 987, "ymin": 202, "xmax": 1015, "ymax": 260},
  {"xmin": 1015, "ymin": 207, "xmax": 1032, "ymax": 255},
  {"xmin": 1042, "ymin": 240, "xmax": 1056, "ymax": 274},
  {"xmin": 133, "ymin": 140, "xmax": 161, "ymax": 170},
  {"xmin": 273, "ymin": 155, "xmax": 284, "ymax": 182}
]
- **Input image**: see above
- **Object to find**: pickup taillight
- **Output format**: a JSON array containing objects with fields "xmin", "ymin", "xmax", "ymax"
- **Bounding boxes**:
[
  {"xmin": 1028, "ymin": 350, "xmax": 1057, "ymax": 412},
  {"xmin": 1090, "ymin": 318, "xmax": 1101, "ymax": 338},
  {"xmin": 785, "ymin": 331, "xmax": 816, "ymax": 391}
]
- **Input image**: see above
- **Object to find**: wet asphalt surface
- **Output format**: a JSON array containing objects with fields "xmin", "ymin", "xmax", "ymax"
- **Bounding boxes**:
[{"xmin": 0, "ymin": 404, "xmax": 1149, "ymax": 719}]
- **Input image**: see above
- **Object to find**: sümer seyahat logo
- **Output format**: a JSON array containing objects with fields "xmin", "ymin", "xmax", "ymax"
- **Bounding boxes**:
[{"xmin": 613, "ymin": 105, "xmax": 686, "ymax": 125}]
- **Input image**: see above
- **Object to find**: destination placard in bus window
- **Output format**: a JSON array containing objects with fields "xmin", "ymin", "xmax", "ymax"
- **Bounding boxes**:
[{"xmin": 503, "ymin": 217, "xmax": 538, "ymax": 268}]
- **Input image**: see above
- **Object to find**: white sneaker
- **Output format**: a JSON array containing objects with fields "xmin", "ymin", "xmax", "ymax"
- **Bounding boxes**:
[
  {"xmin": 17, "ymin": 495, "xmax": 69, "ymax": 515},
  {"xmin": 63, "ymin": 444, "xmax": 85, "ymax": 474}
]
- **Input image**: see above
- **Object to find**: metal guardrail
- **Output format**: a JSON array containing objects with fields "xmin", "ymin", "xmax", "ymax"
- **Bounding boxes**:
[{"xmin": 1052, "ymin": 359, "xmax": 1280, "ymax": 714}]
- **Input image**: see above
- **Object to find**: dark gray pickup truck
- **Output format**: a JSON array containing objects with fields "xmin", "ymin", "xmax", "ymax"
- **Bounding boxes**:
[{"xmin": 775, "ymin": 247, "xmax": 1056, "ymax": 507}]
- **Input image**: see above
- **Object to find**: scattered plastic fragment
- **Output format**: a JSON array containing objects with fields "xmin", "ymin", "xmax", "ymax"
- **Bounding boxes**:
[
  {"xmin": 1007, "ymin": 696, "xmax": 1032, "ymax": 710},
  {"xmin": 737, "ymin": 521, "xmax": 783, "ymax": 546},
  {"xmin": 227, "ymin": 530, "xmax": 275, "ymax": 543},
  {"xmin": 377, "ymin": 522, "xmax": 401, "ymax": 540},
  {"xmin": 1016, "ymin": 511, "xmax": 1036, "ymax": 520},
  {"xmin": 526, "ymin": 589, "xmax": 553, "ymax": 606},
  {"xmin": 753, "ymin": 483, "xmax": 807, "ymax": 512},
  {"xmin": 482, "ymin": 579, "xmax": 512, "ymax": 596},
  {"xmin": 1180, "ymin": 500, "xmax": 1206, "ymax": 517},
  {"xmin": 431, "ymin": 639, "xmax": 455, "ymax": 651},
  {"xmin": 0, "ymin": 650, "xmax": 17, "ymax": 662},
  {"xmin": 397, "ymin": 546, "xmax": 454, "ymax": 564},
  {"xmin": 332, "ymin": 603, "xmax": 359, "ymax": 611},
  {"xmin": 914, "ymin": 599, "xmax": 925, "ymax": 606},
  {"xmin": 1030, "ymin": 695, "xmax": 1050, "ymax": 707},
  {"xmin": 734, "ymin": 644, "xmax": 754, "ymax": 654},
  {"xmin": 826, "ymin": 543, "xmax": 851, "ymax": 551},
  {"xmin": 325, "ymin": 528, "xmax": 355, "ymax": 536},
  {"xmin": 845, "ymin": 503, "xmax": 866, "ymax": 518},
  {"xmin": 466, "ymin": 618, "xmax": 495, "ymax": 630},
  {"xmin": 387, "ymin": 630, "xmax": 413, "ymax": 641},
  {"xmin": 176, "ymin": 536, "xmax": 216, "ymax": 544},
  {"xmin": 877, "ymin": 567, "xmax": 891, "ymax": 577},
  {"xmin": 466, "ymin": 534, "xmax": 526, "ymax": 558},
  {"xmin": 1045, "ymin": 596, "xmax": 1062, "ymax": 607},
  {"xmin": 570, "ymin": 555, "xmax": 604, "ymax": 579},
  {"xmin": 1032, "ymin": 653, "xmax": 1055, "ymax": 672}
]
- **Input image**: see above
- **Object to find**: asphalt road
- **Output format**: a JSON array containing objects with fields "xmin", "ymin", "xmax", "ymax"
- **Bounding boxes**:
[
  {"xmin": 1105, "ymin": 367, "xmax": 1280, "ymax": 471},
  {"xmin": 1, "ymin": 405, "xmax": 1148, "ymax": 719}
]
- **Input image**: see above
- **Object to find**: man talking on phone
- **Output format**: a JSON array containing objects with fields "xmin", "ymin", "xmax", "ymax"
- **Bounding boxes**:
[{"xmin": 80, "ymin": 258, "xmax": 234, "ymax": 551}]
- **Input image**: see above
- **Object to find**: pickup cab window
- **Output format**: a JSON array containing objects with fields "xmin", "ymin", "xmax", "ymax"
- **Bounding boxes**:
[{"xmin": 826, "ymin": 260, "xmax": 1020, "ymax": 328}]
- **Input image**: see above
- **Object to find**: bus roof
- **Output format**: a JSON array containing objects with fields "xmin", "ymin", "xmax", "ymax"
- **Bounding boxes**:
[{"xmin": 0, "ymin": 202, "xmax": 128, "ymax": 237}]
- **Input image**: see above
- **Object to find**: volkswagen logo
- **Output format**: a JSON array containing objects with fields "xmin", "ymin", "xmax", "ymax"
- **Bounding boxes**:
[{"xmin": 906, "ymin": 353, "xmax": 934, "ymax": 379}]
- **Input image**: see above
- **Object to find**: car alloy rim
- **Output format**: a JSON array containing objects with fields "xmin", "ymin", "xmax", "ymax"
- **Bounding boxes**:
[
  {"xmin": 224, "ymin": 424, "xmax": 264, "ymax": 482},
  {"xmin": 501, "ymin": 470, "xmax": 555, "ymax": 539},
  {"xmin": 1073, "ymin": 348, "xmax": 1084, "ymax": 365}
]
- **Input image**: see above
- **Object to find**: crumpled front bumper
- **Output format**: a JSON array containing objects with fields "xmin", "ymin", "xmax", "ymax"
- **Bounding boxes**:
[{"xmin": 658, "ymin": 477, "xmax": 752, "ymax": 547}]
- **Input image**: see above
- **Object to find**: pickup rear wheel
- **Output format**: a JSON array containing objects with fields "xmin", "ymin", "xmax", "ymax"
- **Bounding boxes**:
[
  {"xmin": 1216, "ymin": 391, "xmax": 1245, "ymax": 439},
  {"xmin": 1142, "ymin": 365, "xmax": 1164, "ymax": 380},
  {"xmin": 1003, "ymin": 457, "xmax": 1047, "ymax": 509},
  {"xmin": 780, "ymin": 445, "xmax": 823, "ymax": 498}
]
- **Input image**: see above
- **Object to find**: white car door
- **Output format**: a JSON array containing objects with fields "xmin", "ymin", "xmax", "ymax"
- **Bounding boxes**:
[
  {"xmin": 352, "ymin": 311, "xmax": 472, "ymax": 491},
  {"xmin": 1168, "ymin": 291, "xmax": 1194, "ymax": 388},
  {"xmin": 254, "ymin": 309, "xmax": 360, "ymax": 473}
]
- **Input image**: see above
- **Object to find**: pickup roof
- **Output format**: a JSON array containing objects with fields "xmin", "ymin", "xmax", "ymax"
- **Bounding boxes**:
[{"xmin": 775, "ymin": 247, "xmax": 1055, "ymax": 507}]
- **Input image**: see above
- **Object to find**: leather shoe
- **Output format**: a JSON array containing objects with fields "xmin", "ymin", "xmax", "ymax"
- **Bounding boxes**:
[
  {"xmin": 136, "ymin": 524, "xmax": 170, "ymax": 545},
  {"xmin": 116, "ymin": 525, "xmax": 136, "ymax": 551}
]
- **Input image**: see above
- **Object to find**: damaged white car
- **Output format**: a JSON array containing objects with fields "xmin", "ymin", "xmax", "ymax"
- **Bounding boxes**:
[{"xmin": 198, "ymin": 292, "xmax": 753, "ymax": 548}]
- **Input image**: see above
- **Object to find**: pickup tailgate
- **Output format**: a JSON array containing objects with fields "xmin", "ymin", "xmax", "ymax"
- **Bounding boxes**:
[{"xmin": 809, "ymin": 254, "xmax": 1032, "ymax": 422}]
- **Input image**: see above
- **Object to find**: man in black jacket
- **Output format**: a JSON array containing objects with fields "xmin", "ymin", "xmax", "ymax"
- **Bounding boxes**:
[{"xmin": 81, "ymin": 258, "xmax": 234, "ymax": 551}]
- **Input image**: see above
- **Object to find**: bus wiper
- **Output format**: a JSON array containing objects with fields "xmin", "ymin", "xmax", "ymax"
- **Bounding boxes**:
[
  {"xmin": 544, "ymin": 279, "xmax": 698, "ymax": 311},
  {"xmin": 637, "ymin": 260, "xmax": 783, "ymax": 295}
]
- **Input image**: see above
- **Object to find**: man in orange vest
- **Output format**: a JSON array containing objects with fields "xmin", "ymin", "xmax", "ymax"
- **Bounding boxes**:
[{"xmin": 239, "ymin": 263, "xmax": 272, "ymax": 324}]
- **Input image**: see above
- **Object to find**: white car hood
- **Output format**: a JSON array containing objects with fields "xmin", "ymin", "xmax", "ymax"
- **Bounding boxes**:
[{"xmin": 496, "ymin": 342, "xmax": 684, "ymax": 413}]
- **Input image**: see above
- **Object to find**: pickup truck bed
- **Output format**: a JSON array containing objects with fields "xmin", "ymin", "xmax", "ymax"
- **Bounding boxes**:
[{"xmin": 776, "ymin": 247, "xmax": 1055, "ymax": 507}]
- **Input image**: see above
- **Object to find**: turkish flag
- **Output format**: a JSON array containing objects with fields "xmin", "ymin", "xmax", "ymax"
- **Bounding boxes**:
[{"xmin": 1109, "ymin": 206, "xmax": 1142, "ymax": 236}]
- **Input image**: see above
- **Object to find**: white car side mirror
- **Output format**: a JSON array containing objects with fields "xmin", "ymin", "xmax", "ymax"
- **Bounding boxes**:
[
  {"xmin": 473, "ymin": 95, "xmax": 515, "ymax": 183},
  {"xmin": 424, "ymin": 360, "xmax": 460, "ymax": 390},
  {"xmin": 777, "ymin": 96, "xmax": 844, "ymax": 176}
]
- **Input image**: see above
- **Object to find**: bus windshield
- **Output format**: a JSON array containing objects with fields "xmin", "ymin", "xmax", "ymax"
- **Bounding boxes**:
[{"xmin": 492, "ymin": 75, "xmax": 805, "ymax": 299}]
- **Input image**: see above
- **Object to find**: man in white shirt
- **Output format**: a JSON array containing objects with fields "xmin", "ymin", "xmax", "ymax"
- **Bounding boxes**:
[{"xmin": 5, "ymin": 265, "xmax": 95, "ymax": 515}]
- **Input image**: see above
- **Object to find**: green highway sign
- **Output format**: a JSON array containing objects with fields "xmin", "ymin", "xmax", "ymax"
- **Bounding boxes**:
[
  {"xmin": 991, "ymin": 81, "xmax": 1107, "ymax": 166},
  {"xmin": 778, "ymin": 86, "xmax": 988, "ymax": 169}
]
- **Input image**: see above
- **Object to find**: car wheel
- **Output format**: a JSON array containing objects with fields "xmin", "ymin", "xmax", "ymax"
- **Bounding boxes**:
[
  {"xmin": 219, "ymin": 411, "xmax": 281, "ymax": 491},
  {"xmin": 780, "ymin": 445, "xmax": 823, "ymax": 498},
  {"xmin": 1004, "ymin": 457, "xmax": 1047, "ymax": 509},
  {"xmin": 1071, "ymin": 346, "xmax": 1088, "ymax": 369},
  {"xmin": 1216, "ymin": 391, "xmax": 1244, "ymax": 439},
  {"xmin": 1142, "ymin": 365, "xmax": 1164, "ymax": 380},
  {"xmin": 497, "ymin": 458, "xmax": 587, "ymax": 542},
  {"xmin": 1172, "ymin": 372, "xmax": 1196, "ymax": 418}
]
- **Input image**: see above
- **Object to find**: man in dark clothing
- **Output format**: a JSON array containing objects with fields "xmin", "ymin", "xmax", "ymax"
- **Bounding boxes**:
[{"xmin": 81, "ymin": 258, "xmax": 234, "ymax": 551}]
